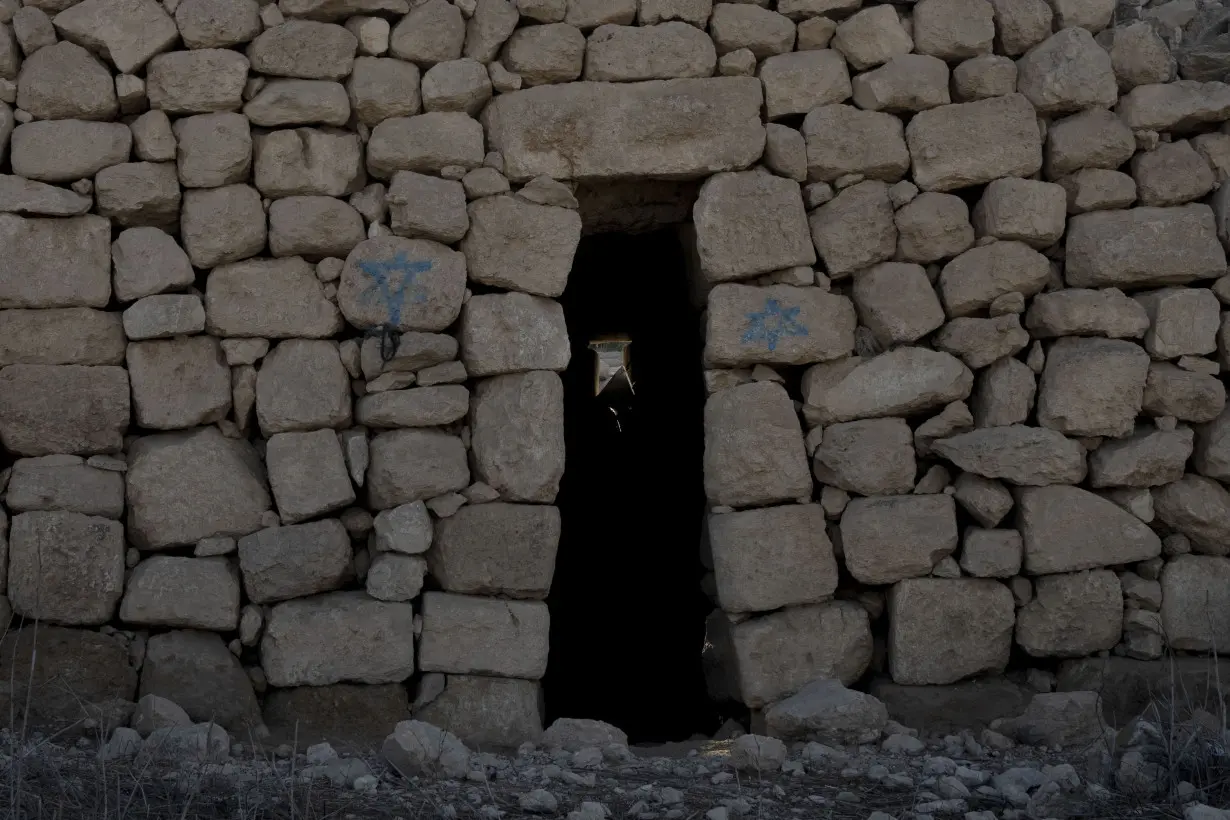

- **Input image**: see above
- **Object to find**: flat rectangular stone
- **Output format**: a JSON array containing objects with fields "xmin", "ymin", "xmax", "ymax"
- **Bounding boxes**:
[
  {"xmin": 0, "ymin": 365, "xmax": 130, "ymax": 456},
  {"xmin": 0, "ymin": 215, "xmax": 111, "ymax": 309},
  {"xmin": 418, "ymin": 592, "xmax": 549, "ymax": 679},
  {"xmin": 0, "ymin": 308, "xmax": 126, "ymax": 366},
  {"xmin": 482, "ymin": 77, "xmax": 765, "ymax": 182}
]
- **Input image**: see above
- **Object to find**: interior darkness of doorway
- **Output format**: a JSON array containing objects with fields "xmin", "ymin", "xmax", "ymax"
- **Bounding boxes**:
[{"xmin": 544, "ymin": 228, "xmax": 722, "ymax": 744}]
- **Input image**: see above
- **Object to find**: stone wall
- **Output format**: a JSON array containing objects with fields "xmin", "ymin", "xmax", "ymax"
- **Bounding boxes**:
[{"xmin": 1, "ymin": 0, "xmax": 1229, "ymax": 746}]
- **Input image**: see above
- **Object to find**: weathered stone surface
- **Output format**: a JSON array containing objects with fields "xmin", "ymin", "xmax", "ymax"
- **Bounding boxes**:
[
  {"xmin": 932, "ymin": 315, "xmax": 1030, "ymax": 370},
  {"xmin": 207, "ymin": 258, "xmax": 342, "ymax": 340},
  {"xmin": 460, "ymin": 292, "xmax": 570, "ymax": 378},
  {"xmin": 127, "ymin": 427, "xmax": 270, "ymax": 550},
  {"xmin": 262, "ymin": 683, "xmax": 410, "ymax": 749},
  {"xmin": 813, "ymin": 418, "xmax": 915, "ymax": 496},
  {"xmin": 181, "ymin": 184, "xmax": 267, "ymax": 269},
  {"xmin": 959, "ymin": 528, "xmax": 1021, "ymax": 578},
  {"xmin": 709, "ymin": 503, "xmax": 837, "ymax": 614},
  {"xmin": 1045, "ymin": 107, "xmax": 1136, "ymax": 179},
  {"xmin": 461, "ymin": 195, "xmax": 581, "ymax": 297},
  {"xmin": 758, "ymin": 49, "xmax": 850, "ymax": 119},
  {"xmin": 16, "ymin": 41, "xmax": 117, "ymax": 120},
  {"xmin": 841, "ymin": 495, "xmax": 958, "ymax": 585},
  {"xmin": 265, "ymin": 430, "xmax": 355, "ymax": 524},
  {"xmin": 174, "ymin": 0, "xmax": 261, "ymax": 49},
  {"xmin": 0, "ymin": 215, "xmax": 110, "ymax": 311},
  {"xmin": 932, "ymin": 426, "xmax": 1086, "ymax": 486},
  {"xmin": 695, "ymin": 171, "xmax": 815, "ymax": 283},
  {"xmin": 245, "ymin": 80, "xmax": 350, "ymax": 128},
  {"xmin": 802, "ymin": 104, "xmax": 909, "ymax": 184},
  {"xmin": 255, "ymin": 340, "xmax": 351, "ymax": 435},
  {"xmin": 1196, "ymin": 407, "xmax": 1230, "ymax": 481},
  {"xmin": 1016, "ymin": 570, "xmax": 1122, "ymax": 657},
  {"xmin": 388, "ymin": 0, "xmax": 463, "ymax": 65},
  {"xmin": 112, "ymin": 228, "xmax": 195, "ymax": 303},
  {"xmin": 893, "ymin": 192, "xmax": 975, "ymax": 264},
  {"xmin": 268, "ymin": 197, "xmax": 364, "ymax": 260},
  {"xmin": 0, "ymin": 308, "xmax": 124, "ymax": 366},
  {"xmin": 356, "ymin": 553, "xmax": 424, "ymax": 600},
  {"xmin": 1161, "ymin": 555, "xmax": 1230, "ymax": 652},
  {"xmin": 1017, "ymin": 27, "xmax": 1117, "ymax": 114},
  {"xmin": 1089, "ymin": 427, "xmax": 1194, "ymax": 488},
  {"xmin": 764, "ymin": 678, "xmax": 888, "ymax": 745},
  {"xmin": 366, "ymin": 113, "xmax": 485, "ymax": 178},
  {"xmin": 356, "ymin": 386, "xmax": 469, "ymax": 428},
  {"xmin": 906, "ymin": 95, "xmax": 1042, "ymax": 192},
  {"xmin": 1117, "ymin": 80, "xmax": 1230, "ymax": 132},
  {"xmin": 809, "ymin": 348, "xmax": 973, "ymax": 424},
  {"xmin": 123, "ymin": 295, "xmax": 206, "ymax": 341},
  {"xmin": 851, "ymin": 263, "xmax": 945, "ymax": 347},
  {"xmin": 246, "ymin": 20, "xmax": 355, "ymax": 80},
  {"xmin": 850, "ymin": 54, "xmax": 950, "ymax": 113},
  {"xmin": 419, "ymin": 592, "xmax": 549, "ymax": 679},
  {"xmin": 51, "ymin": 0, "xmax": 177, "ymax": 74},
  {"xmin": 703, "ymin": 382, "xmax": 810, "ymax": 508},
  {"xmin": 347, "ymin": 57, "xmax": 421, "ymax": 126},
  {"xmin": 972, "ymin": 178, "xmax": 1066, "ymax": 248},
  {"xmin": 1025, "ymin": 288, "xmax": 1149, "ymax": 339},
  {"xmin": 98, "ymin": 162, "xmax": 181, "ymax": 229},
  {"xmin": 9, "ymin": 120, "xmax": 130, "ymax": 184},
  {"xmin": 953, "ymin": 473, "xmax": 1014, "ymax": 528},
  {"xmin": 386, "ymin": 171, "xmax": 467, "ymax": 245},
  {"xmin": 6, "ymin": 456, "xmax": 124, "ymax": 518},
  {"xmin": 1135, "ymin": 287, "xmax": 1220, "ymax": 360},
  {"xmin": 710, "ymin": 3, "xmax": 793, "ymax": 59},
  {"xmin": 254, "ymin": 128, "xmax": 365, "ymax": 197},
  {"xmin": 705, "ymin": 284, "xmax": 854, "ymax": 367},
  {"xmin": 972, "ymin": 357, "xmax": 1036, "ymax": 427},
  {"xmin": 415, "ymin": 675, "xmax": 543, "ymax": 749},
  {"xmin": 9, "ymin": 511, "xmax": 123, "ymax": 625},
  {"xmin": 938, "ymin": 241, "xmax": 1050, "ymax": 318},
  {"xmin": 146, "ymin": 49, "xmax": 249, "ymax": 113},
  {"xmin": 0, "ymin": 364, "xmax": 128, "ymax": 456},
  {"xmin": 482, "ymin": 77, "xmax": 764, "ymax": 182},
  {"xmin": 261, "ymin": 591, "xmax": 415, "ymax": 687},
  {"xmin": 1057, "ymin": 168, "xmax": 1138, "ymax": 214},
  {"xmin": 1016, "ymin": 484, "xmax": 1160, "ymax": 577},
  {"xmin": 831, "ymin": 5, "xmax": 911, "ymax": 71},
  {"xmin": 0, "ymin": 175, "xmax": 92, "ymax": 217},
  {"xmin": 119, "ymin": 556, "xmax": 240, "ymax": 630},
  {"xmin": 888, "ymin": 578, "xmax": 1014, "ymax": 685},
  {"xmin": 339, "ymin": 236, "xmax": 466, "ymax": 333},
  {"xmin": 1132, "ymin": 140, "xmax": 1216, "ymax": 208},
  {"xmin": 912, "ymin": 0, "xmax": 993, "ymax": 60},
  {"xmin": 368, "ymin": 429, "xmax": 469, "ymax": 509},
  {"xmin": 1036, "ymin": 337, "xmax": 1149, "ymax": 438},
  {"xmin": 127, "ymin": 337, "xmax": 231, "ymax": 430},
  {"xmin": 504, "ymin": 23, "xmax": 585, "ymax": 86},
  {"xmin": 428, "ymin": 502, "xmax": 558, "ymax": 600},
  {"xmin": 1143, "ymin": 363, "xmax": 1226, "ymax": 423},
  {"xmin": 583, "ymin": 22, "xmax": 714, "ymax": 83},
  {"xmin": 238, "ymin": 520, "xmax": 351, "ymax": 603},
  {"xmin": 421, "ymin": 58, "xmax": 493, "ymax": 115},
  {"xmin": 1154, "ymin": 474, "xmax": 1230, "ymax": 556},
  {"xmin": 809, "ymin": 180, "xmax": 896, "ymax": 278},
  {"xmin": 952, "ymin": 54, "xmax": 1017, "ymax": 101},
  {"xmin": 1065, "ymin": 205, "xmax": 1226, "ymax": 288}
]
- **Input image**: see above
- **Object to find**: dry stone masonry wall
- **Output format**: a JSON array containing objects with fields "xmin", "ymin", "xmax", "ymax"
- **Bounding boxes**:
[{"xmin": 1, "ymin": 0, "xmax": 1230, "ymax": 748}]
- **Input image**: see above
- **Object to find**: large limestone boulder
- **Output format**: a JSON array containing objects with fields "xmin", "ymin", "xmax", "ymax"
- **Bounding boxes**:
[
  {"xmin": 840, "ymin": 495, "xmax": 958, "ymax": 585},
  {"xmin": 367, "ymin": 429, "xmax": 469, "ymax": 509},
  {"xmin": 0, "ymin": 215, "xmax": 110, "ymax": 308},
  {"xmin": 0, "ymin": 364, "xmax": 128, "ymax": 456},
  {"xmin": 261, "ymin": 591, "xmax": 415, "ymax": 687},
  {"xmin": 1195, "ymin": 407, "xmax": 1230, "ymax": 481},
  {"xmin": 851, "ymin": 263, "xmax": 946, "ymax": 346},
  {"xmin": 111, "ymin": 228, "xmax": 195, "ymax": 303},
  {"xmin": 1153, "ymin": 474, "xmax": 1230, "ymax": 556},
  {"xmin": 355, "ymin": 386, "xmax": 469, "ymax": 429},
  {"xmin": 146, "ymin": 49, "xmax": 250, "ymax": 113},
  {"xmin": 238, "ymin": 520, "xmax": 352, "ymax": 604},
  {"xmin": 802, "ymin": 104, "xmax": 910, "ymax": 184},
  {"xmin": 16, "ymin": 41, "xmax": 118, "ymax": 120},
  {"xmin": 5, "ymin": 456, "xmax": 124, "ymax": 518},
  {"xmin": 763, "ymin": 679, "xmax": 888, "ymax": 745},
  {"xmin": 8, "ymin": 511, "xmax": 123, "ymax": 625},
  {"xmin": 938, "ymin": 241, "xmax": 1050, "ymax": 317},
  {"xmin": 1017, "ymin": 27, "xmax": 1117, "ymax": 114},
  {"xmin": 1036, "ymin": 337, "xmax": 1149, "ymax": 438},
  {"xmin": 1065, "ymin": 205, "xmax": 1226, "ymax": 288},
  {"xmin": 119, "ymin": 556, "xmax": 240, "ymax": 631},
  {"xmin": 1161, "ymin": 555, "xmax": 1230, "ymax": 652},
  {"xmin": 505, "ymin": 23, "xmax": 586, "ymax": 86},
  {"xmin": 268, "ymin": 196, "xmax": 365, "ymax": 259},
  {"xmin": 972, "ymin": 178, "xmax": 1066, "ymax": 248},
  {"xmin": 1024, "ymin": 288, "xmax": 1149, "ymax": 339},
  {"xmin": 1117, "ymin": 80, "xmax": 1230, "ymax": 132},
  {"xmin": 808, "ymin": 180, "xmax": 897, "ymax": 277},
  {"xmin": 808, "ymin": 348, "xmax": 973, "ymax": 424},
  {"xmin": 94, "ymin": 162, "xmax": 181, "ymax": 229},
  {"xmin": 387, "ymin": 171, "xmax": 468, "ymax": 244},
  {"xmin": 174, "ymin": 0, "xmax": 261, "ymax": 49},
  {"xmin": 461, "ymin": 195, "xmax": 580, "ymax": 297},
  {"xmin": 813, "ymin": 417, "xmax": 916, "ymax": 495},
  {"xmin": 694, "ymin": 171, "xmax": 816, "ymax": 283},
  {"xmin": 1088, "ymin": 427, "xmax": 1194, "ymax": 488},
  {"xmin": 912, "ymin": 0, "xmax": 993, "ymax": 60},
  {"xmin": 470, "ymin": 371, "xmax": 564, "ymax": 503},
  {"xmin": 704, "ymin": 284, "xmax": 855, "ymax": 367},
  {"xmin": 0, "ymin": 176, "xmax": 93, "ymax": 218},
  {"xmin": 1045, "ymin": 107, "xmax": 1136, "ymax": 179},
  {"xmin": 418, "ymin": 592, "xmax": 549, "ymax": 679},
  {"xmin": 482, "ymin": 77, "xmax": 764, "ymax": 181},
  {"xmin": 140, "ymin": 629, "xmax": 261, "ymax": 732},
  {"xmin": 703, "ymin": 382, "xmax": 810, "ymax": 508},
  {"xmin": 51, "ymin": 0, "xmax": 178, "ymax": 74},
  {"xmin": 905, "ymin": 94, "xmax": 1042, "ymax": 191},
  {"xmin": 10, "ymin": 121, "xmax": 131, "ymax": 183},
  {"xmin": 893, "ymin": 192, "xmax": 975, "ymax": 264},
  {"xmin": 347, "ymin": 57, "xmax": 422, "ymax": 126},
  {"xmin": 1134, "ymin": 287, "xmax": 1220, "ymax": 360},
  {"xmin": 415, "ymin": 675, "xmax": 543, "ymax": 749},
  {"xmin": 851, "ymin": 54, "xmax": 950, "ymax": 113},
  {"xmin": 388, "ymin": 0, "xmax": 463, "ymax": 64},
  {"xmin": 206, "ymin": 257, "xmax": 343, "ymax": 339},
  {"xmin": 126, "ymin": 338, "xmax": 232, "ymax": 430},
  {"xmin": 1143, "ymin": 363, "xmax": 1226, "ymax": 423},
  {"xmin": 367, "ymin": 113, "xmax": 484, "ymax": 178},
  {"xmin": 254, "ymin": 128, "xmax": 365, "ymax": 197},
  {"xmin": 708, "ymin": 504, "xmax": 838, "ymax": 614},
  {"xmin": 339, "ymin": 236, "xmax": 466, "ymax": 333},
  {"xmin": 459, "ymin": 292, "xmax": 570, "ymax": 378},
  {"xmin": 126, "ymin": 427, "xmax": 271, "ymax": 550},
  {"xmin": 933, "ymin": 426, "xmax": 1086, "ymax": 486},
  {"xmin": 888, "ymin": 578, "xmax": 1014, "ymax": 685},
  {"xmin": 254, "ymin": 340, "xmax": 352, "ymax": 435},
  {"xmin": 180, "ymin": 185, "xmax": 267, "ymax": 269},
  {"xmin": 246, "ymin": 20, "xmax": 356, "ymax": 80},
  {"xmin": 428, "ymin": 503, "xmax": 558, "ymax": 599},
  {"xmin": 583, "ymin": 21, "xmax": 715, "ymax": 83},
  {"xmin": 759, "ymin": 48, "xmax": 851, "ymax": 119},
  {"xmin": 1016, "ymin": 485, "xmax": 1162, "ymax": 574},
  {"xmin": 932, "ymin": 315, "xmax": 1030, "ymax": 370},
  {"xmin": 1016, "ymin": 570, "xmax": 1123, "ymax": 657},
  {"xmin": 266, "ymin": 430, "xmax": 356, "ymax": 523}
]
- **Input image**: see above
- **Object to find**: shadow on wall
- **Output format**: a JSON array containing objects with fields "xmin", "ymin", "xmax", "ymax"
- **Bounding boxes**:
[{"xmin": 543, "ymin": 228, "xmax": 720, "ymax": 744}]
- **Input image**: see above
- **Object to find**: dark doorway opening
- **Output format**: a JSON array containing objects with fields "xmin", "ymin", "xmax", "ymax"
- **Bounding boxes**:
[{"xmin": 544, "ymin": 228, "xmax": 718, "ymax": 744}]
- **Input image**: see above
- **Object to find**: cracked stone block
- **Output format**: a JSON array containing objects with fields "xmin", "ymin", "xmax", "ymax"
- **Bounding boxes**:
[
  {"xmin": 9, "ymin": 510, "xmax": 124, "ymax": 625},
  {"xmin": 461, "ymin": 195, "xmax": 581, "ymax": 297},
  {"xmin": 703, "ymin": 381, "xmax": 810, "ymax": 508},
  {"xmin": 840, "ymin": 494, "xmax": 958, "ymax": 585},
  {"xmin": 127, "ymin": 337, "xmax": 232, "ymax": 430},
  {"xmin": 418, "ymin": 592, "xmax": 549, "ymax": 678},
  {"xmin": 694, "ymin": 171, "xmax": 816, "ymax": 283},
  {"xmin": 428, "ymin": 502, "xmax": 559, "ymax": 599},
  {"xmin": 254, "ymin": 128, "xmax": 365, "ymax": 198},
  {"xmin": 0, "ymin": 364, "xmax": 128, "ymax": 456},
  {"xmin": 888, "ymin": 578, "xmax": 1014, "ymax": 685},
  {"xmin": 470, "ymin": 371, "xmax": 564, "ymax": 503},
  {"xmin": 238, "ymin": 520, "xmax": 352, "ymax": 603},
  {"xmin": 119, "ymin": 556, "xmax": 240, "ymax": 631},
  {"xmin": 266, "ymin": 430, "xmax": 356, "ymax": 524},
  {"xmin": 5, "ymin": 455, "xmax": 124, "ymax": 518}
]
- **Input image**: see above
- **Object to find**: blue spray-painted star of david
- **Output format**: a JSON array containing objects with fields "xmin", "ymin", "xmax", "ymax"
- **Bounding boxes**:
[
  {"xmin": 358, "ymin": 252, "xmax": 433, "ymax": 326},
  {"xmin": 741, "ymin": 298, "xmax": 808, "ymax": 352}
]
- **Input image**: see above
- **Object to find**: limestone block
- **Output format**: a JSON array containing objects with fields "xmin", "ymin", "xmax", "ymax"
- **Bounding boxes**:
[
  {"xmin": 714, "ymin": 600, "xmax": 871, "ymax": 706},
  {"xmin": 905, "ymin": 94, "xmax": 1042, "ymax": 192},
  {"xmin": 953, "ymin": 472, "xmax": 1013, "ymax": 527},
  {"xmin": 763, "ymin": 124, "xmax": 806, "ymax": 181},
  {"xmin": 421, "ymin": 58, "xmax": 491, "ymax": 115},
  {"xmin": 428, "ymin": 502, "xmax": 559, "ymax": 599},
  {"xmin": 1016, "ymin": 570, "xmax": 1122, "ymax": 657},
  {"xmin": 972, "ymin": 178, "xmax": 1066, "ymax": 248},
  {"xmin": 911, "ymin": 0, "xmax": 994, "ymax": 61},
  {"xmin": 959, "ymin": 528, "xmax": 1021, "ymax": 578},
  {"xmin": 482, "ymin": 77, "xmax": 763, "ymax": 182},
  {"xmin": 888, "ymin": 578, "xmax": 1014, "ymax": 685},
  {"xmin": 932, "ymin": 315, "xmax": 1030, "ymax": 370},
  {"xmin": 112, "ymin": 229, "xmax": 194, "ymax": 304},
  {"xmin": 938, "ymin": 241, "xmax": 1051, "ymax": 317},
  {"xmin": 1107, "ymin": 21, "xmax": 1173, "ymax": 92},
  {"xmin": 368, "ymin": 429, "xmax": 469, "ymax": 509},
  {"xmin": 347, "ymin": 57, "xmax": 421, "ymax": 126},
  {"xmin": 339, "ymin": 236, "xmax": 466, "ymax": 333},
  {"xmin": 1089, "ymin": 427, "xmax": 1193, "ymax": 489},
  {"xmin": 1133, "ymin": 288, "xmax": 1219, "ymax": 360},
  {"xmin": 93, "ymin": 162, "xmax": 178, "ymax": 229},
  {"xmin": 705, "ymin": 284, "xmax": 855, "ymax": 366},
  {"xmin": 419, "ymin": 592, "xmax": 548, "ymax": 678},
  {"xmin": 1195, "ymin": 407, "xmax": 1230, "ymax": 481},
  {"xmin": 0, "ymin": 364, "xmax": 128, "ymax": 456},
  {"xmin": 972, "ymin": 358, "xmax": 1037, "ymax": 428},
  {"xmin": 247, "ymin": 20, "xmax": 355, "ymax": 79},
  {"xmin": 1017, "ymin": 27, "xmax": 1116, "ymax": 114},
  {"xmin": 8, "ymin": 510, "xmax": 123, "ymax": 625},
  {"xmin": 1025, "ymin": 288, "xmax": 1149, "ymax": 339},
  {"xmin": 387, "ymin": 171, "xmax": 468, "ymax": 244},
  {"xmin": 180, "ymin": 184, "xmax": 266, "ymax": 269},
  {"xmin": 238, "ymin": 520, "xmax": 351, "ymax": 603},
  {"xmin": 709, "ymin": 3, "xmax": 793, "ymax": 58},
  {"xmin": 119, "ymin": 556, "xmax": 240, "ymax": 630},
  {"xmin": 206, "ymin": 258, "xmax": 343, "ymax": 339},
  {"xmin": 1143, "ymin": 363, "xmax": 1226, "ymax": 423},
  {"xmin": 850, "ymin": 54, "xmax": 950, "ymax": 113},
  {"xmin": 415, "ymin": 675, "xmax": 542, "ymax": 749},
  {"xmin": 1161, "ymin": 555, "xmax": 1230, "ymax": 652},
  {"xmin": 0, "ymin": 175, "xmax": 92, "ymax": 217},
  {"xmin": 831, "ymin": 5, "xmax": 910, "ymax": 70},
  {"xmin": 140, "ymin": 630, "xmax": 260, "ymax": 731},
  {"xmin": 0, "ymin": 215, "xmax": 110, "ymax": 309},
  {"xmin": 464, "ymin": 0, "xmax": 517, "ymax": 63},
  {"xmin": 16, "ymin": 41, "xmax": 116, "ymax": 119},
  {"xmin": 255, "ymin": 340, "xmax": 351, "ymax": 435},
  {"xmin": 373, "ymin": 501, "xmax": 432, "ymax": 555},
  {"xmin": 852, "ymin": 263, "xmax": 946, "ymax": 346},
  {"xmin": 366, "ymin": 553, "xmax": 427, "ymax": 601},
  {"xmin": 253, "ymin": 128, "xmax": 365, "ymax": 197},
  {"xmin": 146, "ymin": 49, "xmax": 249, "ymax": 113},
  {"xmin": 505, "ymin": 23, "xmax": 585, "ymax": 85},
  {"xmin": 709, "ymin": 503, "xmax": 837, "ymax": 614},
  {"xmin": 985, "ymin": 0, "xmax": 1051, "ymax": 56},
  {"xmin": 51, "ymin": 0, "xmax": 177, "ymax": 74},
  {"xmin": 1036, "ymin": 337, "xmax": 1148, "ymax": 438},
  {"xmin": 584, "ymin": 22, "xmax": 714, "ymax": 83},
  {"xmin": 1016, "ymin": 484, "xmax": 1162, "ymax": 574},
  {"xmin": 1154, "ymin": 474, "xmax": 1230, "ymax": 556},
  {"xmin": 268, "ymin": 196, "xmax": 365, "ymax": 260},
  {"xmin": 367, "ymin": 112, "xmax": 484, "ymax": 178},
  {"xmin": 127, "ymin": 337, "xmax": 231, "ymax": 430},
  {"xmin": 266, "ymin": 430, "xmax": 355, "ymax": 524},
  {"xmin": 802, "ymin": 104, "xmax": 909, "ymax": 184},
  {"xmin": 243, "ymin": 79, "xmax": 350, "ymax": 127},
  {"xmin": 173, "ymin": 112, "xmax": 254, "ymax": 190},
  {"xmin": 174, "ymin": 0, "xmax": 261, "ymax": 49},
  {"xmin": 131, "ymin": 110, "xmax": 176, "ymax": 163},
  {"xmin": 758, "ymin": 49, "xmax": 850, "ymax": 119},
  {"xmin": 952, "ymin": 54, "xmax": 1017, "ymax": 101},
  {"xmin": 6, "ymin": 456, "xmax": 123, "ymax": 518},
  {"xmin": 1057, "ymin": 169, "xmax": 1137, "ymax": 214},
  {"xmin": 10, "ymin": 121, "xmax": 129, "ymax": 188},
  {"xmin": 261, "ymin": 591, "xmax": 415, "ymax": 686},
  {"xmin": 461, "ymin": 195, "xmax": 581, "ymax": 297},
  {"xmin": 1132, "ymin": 140, "xmax": 1216, "ymax": 208},
  {"xmin": 638, "ymin": 0, "xmax": 710, "ymax": 26},
  {"xmin": 809, "ymin": 180, "xmax": 896, "ymax": 278},
  {"xmin": 932, "ymin": 425, "xmax": 1086, "ymax": 486},
  {"xmin": 694, "ymin": 172, "xmax": 814, "ymax": 283},
  {"xmin": 356, "ymin": 385, "xmax": 469, "ymax": 428},
  {"xmin": 841, "ymin": 495, "xmax": 958, "ymax": 585},
  {"xmin": 459, "ymin": 292, "xmax": 570, "ymax": 377},
  {"xmin": 809, "ymin": 348, "xmax": 973, "ymax": 424},
  {"xmin": 893, "ymin": 192, "xmax": 974, "ymax": 264},
  {"xmin": 703, "ymin": 381, "xmax": 810, "ymax": 508},
  {"xmin": 388, "ymin": 0, "xmax": 463, "ymax": 65},
  {"xmin": 813, "ymin": 418, "xmax": 915, "ymax": 496},
  {"xmin": 471, "ymin": 371, "xmax": 564, "ymax": 503},
  {"xmin": 1045, "ymin": 108, "xmax": 1134, "ymax": 180}
]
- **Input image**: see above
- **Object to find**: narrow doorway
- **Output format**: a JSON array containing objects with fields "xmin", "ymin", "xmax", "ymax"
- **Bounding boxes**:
[{"xmin": 544, "ymin": 229, "xmax": 717, "ymax": 744}]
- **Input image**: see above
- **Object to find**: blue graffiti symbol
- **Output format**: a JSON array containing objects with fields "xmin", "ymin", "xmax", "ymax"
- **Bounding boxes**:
[
  {"xmin": 357, "ymin": 252, "xmax": 433, "ymax": 325},
  {"xmin": 742, "ymin": 298, "xmax": 808, "ymax": 352}
]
